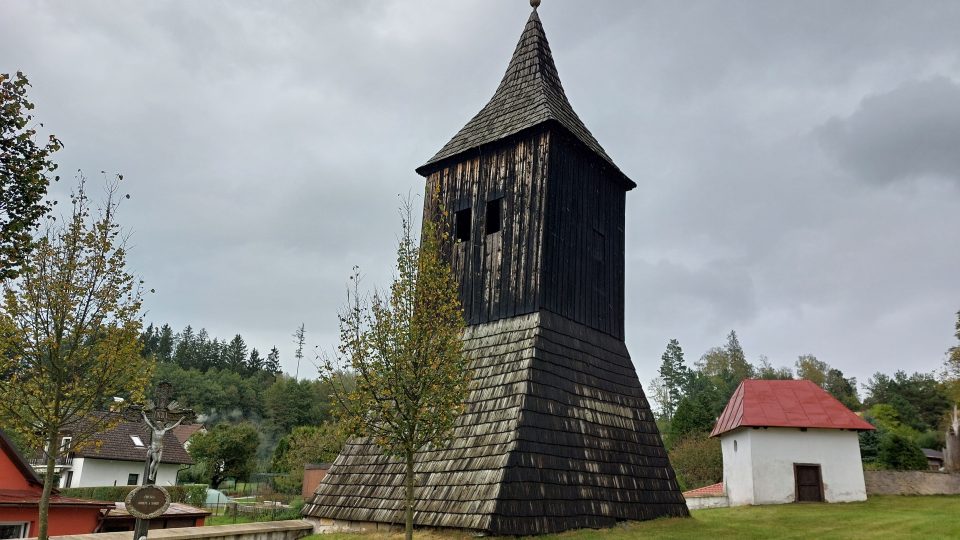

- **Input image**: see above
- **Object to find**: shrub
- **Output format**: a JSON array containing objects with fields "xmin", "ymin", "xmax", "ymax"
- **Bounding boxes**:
[
  {"xmin": 61, "ymin": 484, "xmax": 209, "ymax": 506},
  {"xmin": 668, "ymin": 436, "xmax": 723, "ymax": 492},
  {"xmin": 878, "ymin": 433, "xmax": 928, "ymax": 470}
]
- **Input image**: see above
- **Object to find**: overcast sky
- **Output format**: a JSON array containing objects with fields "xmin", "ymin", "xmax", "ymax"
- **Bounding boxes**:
[{"xmin": 3, "ymin": 0, "xmax": 959, "ymax": 392}]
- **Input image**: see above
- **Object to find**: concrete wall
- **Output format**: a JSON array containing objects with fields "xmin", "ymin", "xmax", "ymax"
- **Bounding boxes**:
[
  {"xmin": 71, "ymin": 458, "xmax": 181, "ymax": 487},
  {"xmin": 684, "ymin": 496, "xmax": 729, "ymax": 510},
  {"xmin": 864, "ymin": 471, "xmax": 960, "ymax": 495},
  {"xmin": 43, "ymin": 520, "xmax": 313, "ymax": 540},
  {"xmin": 721, "ymin": 428, "xmax": 867, "ymax": 505}
]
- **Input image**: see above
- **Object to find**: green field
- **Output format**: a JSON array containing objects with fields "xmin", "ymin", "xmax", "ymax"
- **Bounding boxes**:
[{"xmin": 306, "ymin": 496, "xmax": 960, "ymax": 540}]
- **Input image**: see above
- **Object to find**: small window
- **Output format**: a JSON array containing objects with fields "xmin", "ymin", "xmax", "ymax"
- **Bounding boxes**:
[
  {"xmin": 127, "ymin": 473, "xmax": 139, "ymax": 486},
  {"xmin": 454, "ymin": 208, "xmax": 471, "ymax": 242},
  {"xmin": 485, "ymin": 198, "xmax": 502, "ymax": 235},
  {"xmin": 0, "ymin": 523, "xmax": 29, "ymax": 539},
  {"xmin": 59, "ymin": 436, "xmax": 72, "ymax": 453},
  {"xmin": 130, "ymin": 435, "xmax": 144, "ymax": 447}
]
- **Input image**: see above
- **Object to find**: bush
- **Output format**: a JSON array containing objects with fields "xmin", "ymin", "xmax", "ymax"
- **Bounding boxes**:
[
  {"xmin": 667, "ymin": 436, "xmax": 723, "ymax": 492},
  {"xmin": 878, "ymin": 433, "xmax": 928, "ymax": 470},
  {"xmin": 61, "ymin": 484, "xmax": 208, "ymax": 506}
]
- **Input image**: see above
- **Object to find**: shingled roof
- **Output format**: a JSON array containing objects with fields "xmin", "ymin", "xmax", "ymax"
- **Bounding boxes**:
[
  {"xmin": 73, "ymin": 416, "xmax": 194, "ymax": 465},
  {"xmin": 303, "ymin": 312, "xmax": 687, "ymax": 535},
  {"xmin": 415, "ymin": 10, "xmax": 633, "ymax": 187}
]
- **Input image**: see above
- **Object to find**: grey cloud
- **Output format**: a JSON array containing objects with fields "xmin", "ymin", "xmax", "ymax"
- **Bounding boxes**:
[{"xmin": 819, "ymin": 77, "xmax": 960, "ymax": 186}]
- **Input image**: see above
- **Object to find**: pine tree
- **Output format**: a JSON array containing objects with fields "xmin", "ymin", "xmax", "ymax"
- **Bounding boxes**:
[
  {"xmin": 174, "ymin": 325, "xmax": 196, "ymax": 369},
  {"xmin": 265, "ymin": 346, "xmax": 282, "ymax": 375},
  {"xmin": 725, "ymin": 330, "xmax": 754, "ymax": 385},
  {"xmin": 246, "ymin": 348, "xmax": 264, "ymax": 375},
  {"xmin": 157, "ymin": 324, "xmax": 174, "ymax": 363},
  {"xmin": 225, "ymin": 334, "xmax": 248, "ymax": 373},
  {"xmin": 657, "ymin": 339, "xmax": 689, "ymax": 420}
]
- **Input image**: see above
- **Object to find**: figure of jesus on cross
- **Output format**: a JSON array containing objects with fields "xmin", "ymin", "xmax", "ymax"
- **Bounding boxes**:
[{"xmin": 134, "ymin": 381, "xmax": 195, "ymax": 484}]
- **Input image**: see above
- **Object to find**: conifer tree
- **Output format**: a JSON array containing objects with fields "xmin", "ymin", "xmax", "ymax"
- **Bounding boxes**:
[
  {"xmin": 225, "ymin": 334, "xmax": 248, "ymax": 373},
  {"xmin": 265, "ymin": 346, "xmax": 282, "ymax": 375}
]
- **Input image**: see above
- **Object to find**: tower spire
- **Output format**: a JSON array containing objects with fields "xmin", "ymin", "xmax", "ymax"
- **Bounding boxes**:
[{"xmin": 416, "ymin": 5, "xmax": 633, "ymax": 188}]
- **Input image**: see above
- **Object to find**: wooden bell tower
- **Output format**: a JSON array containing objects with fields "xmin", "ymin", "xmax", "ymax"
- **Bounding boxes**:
[{"xmin": 305, "ymin": 5, "xmax": 688, "ymax": 535}]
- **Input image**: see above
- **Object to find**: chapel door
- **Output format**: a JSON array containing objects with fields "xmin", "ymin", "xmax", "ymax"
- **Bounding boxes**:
[{"xmin": 794, "ymin": 464, "xmax": 824, "ymax": 502}]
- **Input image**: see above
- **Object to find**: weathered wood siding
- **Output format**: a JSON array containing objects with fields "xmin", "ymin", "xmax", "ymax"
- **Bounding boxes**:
[
  {"xmin": 424, "ymin": 126, "xmax": 627, "ymax": 339},
  {"xmin": 541, "ymin": 129, "xmax": 627, "ymax": 339},
  {"xmin": 423, "ymin": 130, "xmax": 550, "ymax": 326}
]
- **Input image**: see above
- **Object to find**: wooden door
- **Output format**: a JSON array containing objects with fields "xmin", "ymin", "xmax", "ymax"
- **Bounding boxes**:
[{"xmin": 794, "ymin": 464, "xmax": 824, "ymax": 502}]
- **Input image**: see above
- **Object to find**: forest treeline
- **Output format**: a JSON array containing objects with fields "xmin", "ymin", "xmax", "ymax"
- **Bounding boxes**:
[
  {"xmin": 137, "ymin": 323, "xmax": 344, "ymax": 492},
  {"xmin": 653, "ymin": 325, "xmax": 959, "ymax": 491}
]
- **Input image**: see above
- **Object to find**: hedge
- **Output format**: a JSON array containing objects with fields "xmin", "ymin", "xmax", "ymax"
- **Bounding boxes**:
[{"xmin": 61, "ymin": 484, "xmax": 208, "ymax": 507}]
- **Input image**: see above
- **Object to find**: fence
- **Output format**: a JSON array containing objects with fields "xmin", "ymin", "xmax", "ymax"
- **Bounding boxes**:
[{"xmin": 864, "ymin": 471, "xmax": 960, "ymax": 495}]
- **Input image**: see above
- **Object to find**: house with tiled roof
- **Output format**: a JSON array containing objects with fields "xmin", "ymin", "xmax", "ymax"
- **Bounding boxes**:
[
  {"xmin": 0, "ymin": 430, "xmax": 112, "ymax": 538},
  {"xmin": 709, "ymin": 379, "xmax": 875, "ymax": 506},
  {"xmin": 36, "ymin": 417, "xmax": 193, "ymax": 489}
]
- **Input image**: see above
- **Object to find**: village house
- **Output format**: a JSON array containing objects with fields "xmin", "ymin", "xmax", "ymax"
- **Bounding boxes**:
[
  {"xmin": 32, "ymin": 418, "xmax": 193, "ymax": 489},
  {"xmin": 699, "ymin": 379, "xmax": 875, "ymax": 507},
  {"xmin": 0, "ymin": 430, "xmax": 112, "ymax": 538}
]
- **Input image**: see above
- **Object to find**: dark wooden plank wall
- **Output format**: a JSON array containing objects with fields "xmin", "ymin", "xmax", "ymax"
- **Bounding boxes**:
[
  {"xmin": 541, "ymin": 129, "xmax": 627, "ymax": 340},
  {"xmin": 423, "ymin": 131, "xmax": 551, "ymax": 326}
]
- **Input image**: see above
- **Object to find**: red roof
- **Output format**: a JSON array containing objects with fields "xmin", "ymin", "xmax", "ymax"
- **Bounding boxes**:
[
  {"xmin": 710, "ymin": 379, "xmax": 875, "ymax": 437},
  {"xmin": 682, "ymin": 482, "xmax": 725, "ymax": 498},
  {"xmin": 0, "ymin": 490, "xmax": 112, "ymax": 508}
]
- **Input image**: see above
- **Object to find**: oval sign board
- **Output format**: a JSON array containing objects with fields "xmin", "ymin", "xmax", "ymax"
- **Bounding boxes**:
[{"xmin": 125, "ymin": 485, "xmax": 171, "ymax": 520}]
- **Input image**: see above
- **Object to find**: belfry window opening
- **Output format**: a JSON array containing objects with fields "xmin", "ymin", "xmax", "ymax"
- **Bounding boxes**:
[
  {"xmin": 455, "ymin": 208, "xmax": 472, "ymax": 242},
  {"xmin": 485, "ymin": 198, "xmax": 503, "ymax": 235}
]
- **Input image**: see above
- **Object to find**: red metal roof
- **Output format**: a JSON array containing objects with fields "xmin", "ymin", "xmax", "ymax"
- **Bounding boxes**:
[
  {"xmin": 710, "ymin": 379, "xmax": 875, "ymax": 437},
  {"xmin": 682, "ymin": 482, "xmax": 725, "ymax": 498}
]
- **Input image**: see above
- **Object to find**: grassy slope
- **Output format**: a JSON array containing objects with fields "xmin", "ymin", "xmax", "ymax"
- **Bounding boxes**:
[{"xmin": 305, "ymin": 496, "xmax": 960, "ymax": 540}]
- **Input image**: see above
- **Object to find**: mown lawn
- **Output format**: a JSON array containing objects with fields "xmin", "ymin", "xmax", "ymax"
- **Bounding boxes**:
[{"xmin": 304, "ymin": 496, "xmax": 959, "ymax": 540}]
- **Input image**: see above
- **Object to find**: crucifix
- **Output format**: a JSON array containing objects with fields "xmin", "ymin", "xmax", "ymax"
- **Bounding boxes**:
[{"xmin": 126, "ymin": 382, "xmax": 195, "ymax": 540}]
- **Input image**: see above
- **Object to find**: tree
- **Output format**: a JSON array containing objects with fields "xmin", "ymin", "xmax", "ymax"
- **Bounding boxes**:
[
  {"xmin": 246, "ymin": 348, "xmax": 264, "ymax": 375},
  {"xmin": 756, "ymin": 355, "xmax": 792, "ymax": 380},
  {"xmin": 188, "ymin": 422, "xmax": 260, "ymax": 489},
  {"xmin": 1, "ymin": 72, "xmax": 62, "ymax": 280},
  {"xmin": 265, "ymin": 346, "xmax": 281, "ymax": 375},
  {"xmin": 824, "ymin": 368, "xmax": 860, "ymax": 410},
  {"xmin": 293, "ymin": 323, "xmax": 305, "ymax": 379},
  {"xmin": 795, "ymin": 354, "xmax": 828, "ymax": 387},
  {"xmin": 725, "ymin": 330, "xmax": 754, "ymax": 384},
  {"xmin": 272, "ymin": 423, "xmax": 347, "ymax": 494},
  {"xmin": 670, "ymin": 395, "xmax": 717, "ymax": 443},
  {"xmin": 321, "ymin": 200, "xmax": 469, "ymax": 540},
  {"xmin": 864, "ymin": 371, "xmax": 950, "ymax": 433},
  {"xmin": 668, "ymin": 436, "xmax": 723, "ymax": 491},
  {"xmin": 878, "ymin": 433, "xmax": 928, "ymax": 471},
  {"xmin": 657, "ymin": 339, "xmax": 689, "ymax": 420},
  {"xmin": 0, "ymin": 176, "xmax": 151, "ymax": 540},
  {"xmin": 264, "ymin": 376, "xmax": 331, "ymax": 432},
  {"xmin": 224, "ymin": 334, "xmax": 247, "ymax": 373}
]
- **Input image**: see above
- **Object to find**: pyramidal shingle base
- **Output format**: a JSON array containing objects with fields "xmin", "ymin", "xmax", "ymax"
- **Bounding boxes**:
[{"xmin": 302, "ymin": 311, "xmax": 689, "ymax": 535}]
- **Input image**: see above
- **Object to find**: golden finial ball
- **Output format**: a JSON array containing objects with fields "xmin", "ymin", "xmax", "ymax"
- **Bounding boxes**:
[{"xmin": 531, "ymin": 0, "xmax": 541, "ymax": 8}]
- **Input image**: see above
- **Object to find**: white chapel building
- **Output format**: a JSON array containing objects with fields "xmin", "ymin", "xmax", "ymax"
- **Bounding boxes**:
[{"xmin": 709, "ymin": 379, "xmax": 875, "ymax": 506}]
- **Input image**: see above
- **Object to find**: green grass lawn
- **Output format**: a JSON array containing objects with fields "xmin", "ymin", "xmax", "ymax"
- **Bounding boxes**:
[{"xmin": 303, "ymin": 496, "xmax": 959, "ymax": 540}]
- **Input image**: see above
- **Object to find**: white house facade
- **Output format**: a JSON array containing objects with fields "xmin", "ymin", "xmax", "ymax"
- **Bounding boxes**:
[
  {"xmin": 710, "ymin": 379, "xmax": 875, "ymax": 507},
  {"xmin": 67, "ymin": 457, "xmax": 182, "ymax": 488},
  {"xmin": 32, "ymin": 416, "xmax": 194, "ymax": 489},
  {"xmin": 720, "ymin": 427, "xmax": 868, "ymax": 505}
]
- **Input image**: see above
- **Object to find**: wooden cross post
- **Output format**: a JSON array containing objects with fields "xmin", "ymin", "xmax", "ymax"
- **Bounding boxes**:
[{"xmin": 127, "ymin": 382, "xmax": 196, "ymax": 540}]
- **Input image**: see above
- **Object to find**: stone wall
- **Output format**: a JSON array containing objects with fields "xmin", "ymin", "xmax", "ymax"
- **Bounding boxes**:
[
  {"xmin": 43, "ymin": 520, "xmax": 313, "ymax": 540},
  {"xmin": 864, "ymin": 471, "xmax": 960, "ymax": 495}
]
